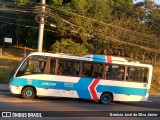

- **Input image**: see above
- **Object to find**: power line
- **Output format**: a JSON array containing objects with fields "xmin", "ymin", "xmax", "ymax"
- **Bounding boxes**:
[
  {"xmin": 101, "ymin": 35, "xmax": 160, "ymax": 54},
  {"xmin": 47, "ymin": 18, "xmax": 160, "ymax": 54},
  {"xmin": 46, "ymin": 5, "xmax": 160, "ymax": 41},
  {"xmin": 1, "ymin": 2, "xmax": 159, "ymax": 54},
  {"xmin": 0, "ymin": 20, "xmax": 59, "ymax": 34},
  {"xmin": 0, "ymin": 15, "xmax": 36, "ymax": 23},
  {"xmin": 0, "ymin": 7, "xmax": 38, "ymax": 13},
  {"xmin": 46, "ymin": 4, "xmax": 158, "ymax": 30},
  {"xmin": 0, "ymin": 20, "xmax": 38, "ymax": 29},
  {"xmin": 1, "ymin": 15, "xmax": 157, "ymax": 54},
  {"xmin": 47, "ymin": 12, "xmax": 79, "ymax": 28},
  {"xmin": 47, "ymin": 21, "xmax": 78, "ymax": 32},
  {"xmin": 109, "ymin": 1, "xmax": 141, "ymax": 17},
  {"xmin": 46, "ymin": 6, "xmax": 160, "ymax": 49},
  {"xmin": 107, "ymin": 1, "xmax": 160, "ymax": 27},
  {"xmin": 0, "ymin": 2, "xmax": 41, "ymax": 8},
  {"xmin": 46, "ymin": 10, "xmax": 159, "ymax": 46},
  {"xmin": 46, "ymin": 9, "xmax": 159, "ymax": 47},
  {"xmin": 47, "ymin": 21, "xmax": 160, "ymax": 54}
]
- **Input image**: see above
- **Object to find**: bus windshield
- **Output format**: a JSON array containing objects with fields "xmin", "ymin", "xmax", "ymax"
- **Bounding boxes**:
[{"xmin": 16, "ymin": 55, "xmax": 47, "ymax": 77}]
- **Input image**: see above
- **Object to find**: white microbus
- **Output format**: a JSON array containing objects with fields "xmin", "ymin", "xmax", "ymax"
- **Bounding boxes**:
[{"xmin": 9, "ymin": 52, "xmax": 153, "ymax": 104}]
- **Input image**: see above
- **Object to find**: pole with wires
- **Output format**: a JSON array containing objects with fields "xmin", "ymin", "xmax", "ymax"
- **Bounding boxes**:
[{"xmin": 37, "ymin": 0, "xmax": 46, "ymax": 52}]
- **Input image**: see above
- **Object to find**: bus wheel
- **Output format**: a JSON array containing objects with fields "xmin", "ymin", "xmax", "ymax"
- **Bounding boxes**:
[
  {"xmin": 21, "ymin": 87, "xmax": 35, "ymax": 99},
  {"xmin": 100, "ymin": 93, "xmax": 112, "ymax": 105}
]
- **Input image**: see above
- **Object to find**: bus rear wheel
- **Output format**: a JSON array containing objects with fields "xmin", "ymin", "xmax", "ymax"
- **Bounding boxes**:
[
  {"xmin": 100, "ymin": 93, "xmax": 112, "ymax": 105},
  {"xmin": 21, "ymin": 87, "xmax": 35, "ymax": 99}
]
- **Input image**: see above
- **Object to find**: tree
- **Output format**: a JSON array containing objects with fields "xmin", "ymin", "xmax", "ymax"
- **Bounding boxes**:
[
  {"xmin": 51, "ymin": 0, "xmax": 63, "ymax": 6},
  {"xmin": 50, "ymin": 38, "xmax": 88, "ymax": 56}
]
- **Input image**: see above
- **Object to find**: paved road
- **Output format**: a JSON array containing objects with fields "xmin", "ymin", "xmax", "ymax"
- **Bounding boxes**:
[
  {"xmin": 1, "ymin": 92, "xmax": 160, "ymax": 111},
  {"xmin": 0, "ymin": 91, "xmax": 160, "ymax": 120}
]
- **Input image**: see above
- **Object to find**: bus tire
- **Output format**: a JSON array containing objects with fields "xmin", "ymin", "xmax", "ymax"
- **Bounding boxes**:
[
  {"xmin": 100, "ymin": 93, "xmax": 112, "ymax": 105},
  {"xmin": 21, "ymin": 87, "xmax": 35, "ymax": 99}
]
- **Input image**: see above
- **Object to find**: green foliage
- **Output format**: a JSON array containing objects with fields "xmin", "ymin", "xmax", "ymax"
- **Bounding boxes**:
[
  {"xmin": 0, "ymin": 12, "xmax": 17, "ymax": 45},
  {"xmin": 50, "ymin": 38, "xmax": 88, "ymax": 56},
  {"xmin": 0, "ymin": 0, "xmax": 160, "ymax": 60},
  {"xmin": 14, "ymin": 0, "xmax": 29, "ymax": 5},
  {"xmin": 51, "ymin": 0, "xmax": 63, "ymax": 5},
  {"xmin": 26, "ymin": 28, "xmax": 38, "ymax": 48},
  {"xmin": 70, "ymin": 0, "xmax": 87, "ymax": 14},
  {"xmin": 144, "ymin": 2, "xmax": 160, "ymax": 36}
]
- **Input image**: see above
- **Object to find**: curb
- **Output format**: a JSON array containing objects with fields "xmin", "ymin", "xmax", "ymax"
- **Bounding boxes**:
[
  {"xmin": 0, "ymin": 89, "xmax": 10, "ymax": 92},
  {"xmin": 0, "ymin": 84, "xmax": 9, "ymax": 92}
]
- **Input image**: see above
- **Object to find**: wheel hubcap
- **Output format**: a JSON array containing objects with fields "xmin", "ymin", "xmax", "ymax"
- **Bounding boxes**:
[
  {"xmin": 103, "ymin": 96, "xmax": 109, "ymax": 103},
  {"xmin": 25, "ymin": 90, "xmax": 32, "ymax": 97}
]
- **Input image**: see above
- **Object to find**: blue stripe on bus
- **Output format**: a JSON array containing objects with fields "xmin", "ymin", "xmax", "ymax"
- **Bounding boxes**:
[
  {"xmin": 12, "ymin": 78, "xmax": 71, "ymax": 90},
  {"xmin": 96, "ymin": 85, "xmax": 147, "ymax": 96},
  {"xmin": 92, "ymin": 54, "xmax": 106, "ymax": 63},
  {"xmin": 75, "ymin": 77, "xmax": 93, "ymax": 99},
  {"xmin": 11, "ymin": 78, "xmax": 147, "ymax": 98},
  {"xmin": 11, "ymin": 77, "xmax": 93, "ymax": 99}
]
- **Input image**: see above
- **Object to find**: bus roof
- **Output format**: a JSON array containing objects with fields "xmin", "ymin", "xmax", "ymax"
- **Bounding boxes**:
[
  {"xmin": 27, "ymin": 52, "xmax": 152, "ymax": 68},
  {"xmin": 84, "ymin": 54, "xmax": 127, "ymax": 62}
]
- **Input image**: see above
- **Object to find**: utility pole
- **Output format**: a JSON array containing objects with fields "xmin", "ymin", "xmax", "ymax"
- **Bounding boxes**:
[{"xmin": 37, "ymin": 0, "xmax": 46, "ymax": 52}]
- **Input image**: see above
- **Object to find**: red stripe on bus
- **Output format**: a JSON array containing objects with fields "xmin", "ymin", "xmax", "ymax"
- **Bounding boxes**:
[
  {"xmin": 89, "ymin": 79, "xmax": 100, "ymax": 100},
  {"xmin": 107, "ymin": 56, "xmax": 112, "ymax": 63}
]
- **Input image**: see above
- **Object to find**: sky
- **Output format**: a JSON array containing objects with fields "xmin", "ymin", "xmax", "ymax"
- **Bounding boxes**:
[
  {"xmin": 154, "ymin": 0, "xmax": 160, "ymax": 4},
  {"xmin": 133, "ymin": 0, "xmax": 160, "ymax": 5}
]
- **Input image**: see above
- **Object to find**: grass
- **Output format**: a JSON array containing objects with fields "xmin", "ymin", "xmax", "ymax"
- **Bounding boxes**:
[
  {"xmin": 150, "ymin": 66, "xmax": 160, "ymax": 93},
  {"xmin": 0, "ymin": 47, "xmax": 160, "ymax": 93},
  {"xmin": 0, "ymin": 47, "xmax": 27, "ymax": 84},
  {"xmin": 0, "ymin": 65, "xmax": 15, "ymax": 84}
]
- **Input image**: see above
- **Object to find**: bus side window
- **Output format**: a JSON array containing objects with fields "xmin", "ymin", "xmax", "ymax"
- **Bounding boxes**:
[
  {"xmin": 105, "ymin": 65, "xmax": 125, "ymax": 81},
  {"xmin": 92, "ymin": 63, "xmax": 103, "ymax": 78},
  {"xmin": 106, "ymin": 65, "xmax": 119, "ymax": 80},
  {"xmin": 143, "ymin": 69, "xmax": 148, "ymax": 82},
  {"xmin": 81, "ymin": 62, "xmax": 92, "ymax": 77},
  {"xmin": 39, "ymin": 61, "xmax": 46, "ymax": 73},
  {"xmin": 29, "ymin": 61, "xmax": 39, "ymax": 72},
  {"xmin": 126, "ymin": 67, "xmax": 135, "ymax": 81},
  {"xmin": 81, "ymin": 62, "xmax": 103, "ymax": 78},
  {"xmin": 143, "ymin": 76, "xmax": 147, "ymax": 82},
  {"xmin": 118, "ymin": 66, "xmax": 125, "ymax": 80},
  {"xmin": 50, "ymin": 59, "xmax": 56, "ymax": 74},
  {"xmin": 105, "ymin": 65, "xmax": 112, "ymax": 79},
  {"xmin": 57, "ymin": 67, "xmax": 63, "ymax": 75},
  {"xmin": 57, "ymin": 59, "xmax": 80, "ymax": 77},
  {"xmin": 16, "ymin": 59, "xmax": 28, "ymax": 77},
  {"xmin": 126, "ymin": 67, "xmax": 148, "ymax": 83}
]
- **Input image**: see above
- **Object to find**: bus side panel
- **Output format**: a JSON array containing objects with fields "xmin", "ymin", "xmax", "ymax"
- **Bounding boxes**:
[
  {"xmin": 96, "ymin": 80, "xmax": 148, "ymax": 101},
  {"xmin": 113, "ymin": 94, "xmax": 149, "ymax": 101},
  {"xmin": 97, "ymin": 85, "xmax": 147, "ymax": 96},
  {"xmin": 10, "ymin": 76, "xmax": 149, "ymax": 102},
  {"xmin": 9, "ymin": 76, "xmax": 90, "ymax": 99},
  {"xmin": 37, "ymin": 88, "xmax": 79, "ymax": 98},
  {"xmin": 9, "ymin": 84, "xmax": 23, "ymax": 95}
]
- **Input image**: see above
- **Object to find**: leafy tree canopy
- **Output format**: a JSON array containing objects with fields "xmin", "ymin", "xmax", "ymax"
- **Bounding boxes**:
[{"xmin": 50, "ymin": 38, "xmax": 88, "ymax": 56}]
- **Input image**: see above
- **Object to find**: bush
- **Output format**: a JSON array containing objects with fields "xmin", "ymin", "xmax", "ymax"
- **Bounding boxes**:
[{"xmin": 50, "ymin": 38, "xmax": 88, "ymax": 56}]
